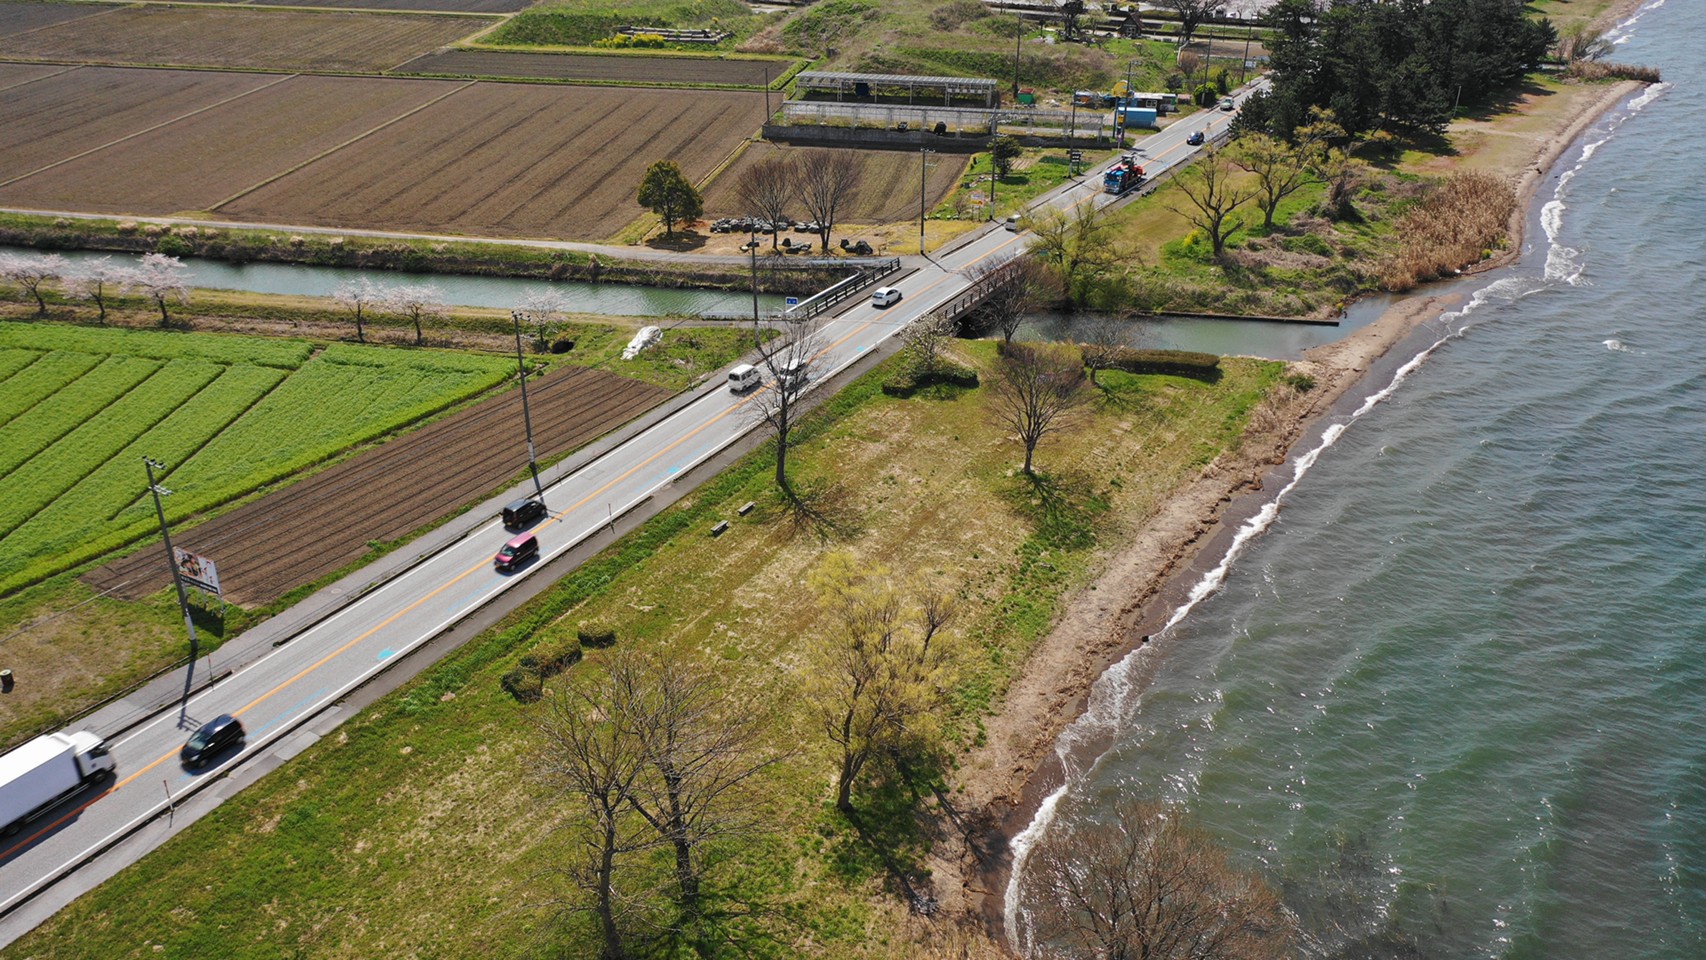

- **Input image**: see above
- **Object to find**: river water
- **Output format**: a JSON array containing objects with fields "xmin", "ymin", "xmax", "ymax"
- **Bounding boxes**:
[
  {"xmin": 1008, "ymin": 3, "xmax": 1704, "ymax": 958},
  {"xmin": 0, "ymin": 245, "xmax": 784, "ymax": 317}
]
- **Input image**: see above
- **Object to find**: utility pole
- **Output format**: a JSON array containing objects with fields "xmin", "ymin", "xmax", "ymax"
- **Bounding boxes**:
[
  {"xmin": 919, "ymin": 147, "xmax": 935, "ymax": 255},
  {"xmin": 743, "ymin": 236, "xmax": 761, "ymax": 322},
  {"xmin": 989, "ymin": 151, "xmax": 997, "ymax": 220},
  {"xmin": 1013, "ymin": 13, "xmax": 1022, "ymax": 102},
  {"xmin": 509, "ymin": 311, "xmax": 546, "ymax": 505},
  {"xmin": 143, "ymin": 457, "xmax": 198, "ymax": 668},
  {"xmin": 1240, "ymin": 19, "xmax": 1254, "ymax": 84}
]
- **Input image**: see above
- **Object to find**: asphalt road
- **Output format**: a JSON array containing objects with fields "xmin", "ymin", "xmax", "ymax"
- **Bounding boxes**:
[{"xmin": 0, "ymin": 83, "xmax": 1259, "ymax": 942}]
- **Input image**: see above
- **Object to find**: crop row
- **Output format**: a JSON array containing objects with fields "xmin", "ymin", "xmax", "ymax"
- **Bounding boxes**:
[
  {"xmin": 0, "ymin": 364, "xmax": 286, "ymax": 590},
  {"xmin": 0, "ymin": 356, "xmax": 162, "ymax": 478},
  {"xmin": 0, "ymin": 348, "xmax": 41, "ymax": 383},
  {"xmin": 0, "ymin": 322, "xmax": 314, "ymax": 369},
  {"xmin": 162, "ymin": 356, "xmax": 508, "ymax": 514},
  {"xmin": 0, "ymin": 351, "xmax": 104, "ymax": 426},
  {"xmin": 317, "ymin": 342, "xmax": 513, "ymax": 377},
  {"xmin": 0, "ymin": 359, "xmax": 222, "ymax": 541}
]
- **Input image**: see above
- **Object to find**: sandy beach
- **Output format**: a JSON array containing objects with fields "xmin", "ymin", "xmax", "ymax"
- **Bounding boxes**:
[{"xmin": 929, "ymin": 57, "xmax": 1651, "ymax": 945}]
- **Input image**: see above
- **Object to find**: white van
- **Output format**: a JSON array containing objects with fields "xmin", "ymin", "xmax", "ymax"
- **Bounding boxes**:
[
  {"xmin": 728, "ymin": 363, "xmax": 761, "ymax": 393},
  {"xmin": 1003, "ymin": 215, "xmax": 1021, "ymax": 232},
  {"xmin": 871, "ymin": 286, "xmax": 902, "ymax": 308}
]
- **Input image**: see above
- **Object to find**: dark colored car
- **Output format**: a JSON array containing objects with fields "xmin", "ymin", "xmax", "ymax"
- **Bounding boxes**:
[
  {"xmin": 501, "ymin": 498, "xmax": 546, "ymax": 529},
  {"xmin": 1186, "ymin": 130, "xmax": 1205, "ymax": 146},
  {"xmin": 181, "ymin": 714, "xmax": 245, "ymax": 769},
  {"xmin": 494, "ymin": 532, "xmax": 539, "ymax": 572}
]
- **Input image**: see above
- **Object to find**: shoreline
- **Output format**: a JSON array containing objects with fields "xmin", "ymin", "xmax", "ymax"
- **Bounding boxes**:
[{"xmin": 936, "ymin": 72, "xmax": 1650, "ymax": 944}]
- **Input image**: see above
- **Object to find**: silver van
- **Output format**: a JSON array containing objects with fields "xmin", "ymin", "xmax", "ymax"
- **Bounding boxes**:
[{"xmin": 728, "ymin": 363, "xmax": 761, "ymax": 392}]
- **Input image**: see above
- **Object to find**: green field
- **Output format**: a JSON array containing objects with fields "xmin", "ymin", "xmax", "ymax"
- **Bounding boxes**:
[{"xmin": 0, "ymin": 322, "xmax": 511, "ymax": 594}]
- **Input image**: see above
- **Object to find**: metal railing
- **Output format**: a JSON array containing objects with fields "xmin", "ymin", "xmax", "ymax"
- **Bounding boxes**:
[{"xmin": 781, "ymin": 257, "xmax": 900, "ymax": 320}]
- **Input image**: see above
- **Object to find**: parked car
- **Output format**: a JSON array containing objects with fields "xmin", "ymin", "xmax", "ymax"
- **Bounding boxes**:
[
  {"xmin": 871, "ymin": 287, "xmax": 902, "ymax": 308},
  {"xmin": 494, "ymin": 532, "xmax": 538, "ymax": 572},
  {"xmin": 1186, "ymin": 130, "xmax": 1205, "ymax": 146},
  {"xmin": 181, "ymin": 714, "xmax": 245, "ymax": 769},
  {"xmin": 501, "ymin": 498, "xmax": 546, "ymax": 530}
]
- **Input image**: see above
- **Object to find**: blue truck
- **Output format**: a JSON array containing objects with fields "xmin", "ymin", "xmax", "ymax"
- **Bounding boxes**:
[{"xmin": 1102, "ymin": 156, "xmax": 1146, "ymax": 195}]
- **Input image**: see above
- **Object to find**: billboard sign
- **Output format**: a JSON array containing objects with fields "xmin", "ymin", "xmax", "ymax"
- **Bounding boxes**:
[{"xmin": 174, "ymin": 548, "xmax": 222, "ymax": 597}]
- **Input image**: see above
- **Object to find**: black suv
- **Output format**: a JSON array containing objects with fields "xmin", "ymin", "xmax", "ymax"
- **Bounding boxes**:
[
  {"xmin": 181, "ymin": 714, "xmax": 245, "ymax": 769},
  {"xmin": 501, "ymin": 498, "xmax": 547, "ymax": 529}
]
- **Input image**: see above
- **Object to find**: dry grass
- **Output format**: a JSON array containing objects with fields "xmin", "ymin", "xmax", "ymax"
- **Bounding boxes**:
[
  {"xmin": 1376, "ymin": 171, "xmax": 1516, "ymax": 291},
  {"xmin": 1566, "ymin": 60, "xmax": 1662, "ymax": 83}
]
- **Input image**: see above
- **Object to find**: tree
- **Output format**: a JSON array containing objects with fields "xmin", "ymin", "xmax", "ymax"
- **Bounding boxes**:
[
  {"xmin": 124, "ymin": 253, "xmax": 191, "ymax": 327},
  {"xmin": 1026, "ymin": 201, "xmax": 1122, "ymax": 306},
  {"xmin": 1228, "ymin": 132, "xmax": 1325, "ymax": 232},
  {"xmin": 794, "ymin": 149, "xmax": 861, "ymax": 254},
  {"xmin": 331, "ymin": 276, "xmax": 384, "ymax": 344},
  {"xmin": 989, "ymin": 134, "xmax": 1022, "ymax": 179},
  {"xmin": 747, "ymin": 316, "xmax": 823, "ymax": 490},
  {"xmin": 1557, "ymin": 21, "xmax": 1614, "ymax": 62},
  {"xmin": 515, "ymin": 289, "xmax": 569, "ymax": 353},
  {"xmin": 1161, "ymin": 0, "xmax": 1219, "ymax": 51},
  {"xmin": 603, "ymin": 650, "xmax": 777, "ymax": 939},
  {"xmin": 735, "ymin": 155, "xmax": 797, "ymax": 252},
  {"xmin": 382, "ymin": 283, "xmax": 446, "ymax": 346},
  {"xmin": 0, "ymin": 252, "xmax": 67, "ymax": 316},
  {"xmin": 1078, "ymin": 313, "xmax": 1131, "ymax": 387},
  {"xmin": 971, "ymin": 253, "xmax": 1056, "ymax": 343},
  {"xmin": 533, "ymin": 672, "xmax": 658, "ymax": 960},
  {"xmin": 807, "ymin": 552, "xmax": 956, "ymax": 813},
  {"xmin": 988, "ymin": 342, "xmax": 1087, "ymax": 475},
  {"xmin": 900, "ymin": 309, "xmax": 956, "ymax": 381},
  {"xmin": 1021, "ymin": 799, "xmax": 1295, "ymax": 960},
  {"xmin": 63, "ymin": 256, "xmax": 122, "ymax": 323},
  {"xmin": 638, "ymin": 160, "xmax": 703, "ymax": 238},
  {"xmin": 1167, "ymin": 145, "xmax": 1254, "ymax": 260},
  {"xmin": 1058, "ymin": 0, "xmax": 1085, "ymax": 41}
]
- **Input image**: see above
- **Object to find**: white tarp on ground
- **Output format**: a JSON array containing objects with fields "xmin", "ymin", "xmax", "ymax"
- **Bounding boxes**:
[{"xmin": 622, "ymin": 326, "xmax": 661, "ymax": 359}]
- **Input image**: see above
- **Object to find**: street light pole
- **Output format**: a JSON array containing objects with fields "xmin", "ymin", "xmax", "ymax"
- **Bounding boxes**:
[
  {"xmin": 509, "ymin": 311, "xmax": 546, "ymax": 505},
  {"xmin": 143, "ymin": 456, "xmax": 198, "ymax": 667},
  {"xmin": 919, "ymin": 147, "xmax": 935, "ymax": 255}
]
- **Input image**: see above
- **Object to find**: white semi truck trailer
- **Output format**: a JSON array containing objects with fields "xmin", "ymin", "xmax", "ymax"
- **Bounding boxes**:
[{"xmin": 1, "ymin": 730, "xmax": 115, "ymax": 836}]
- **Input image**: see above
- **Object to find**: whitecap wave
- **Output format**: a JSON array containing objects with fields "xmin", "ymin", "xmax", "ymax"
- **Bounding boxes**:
[{"xmin": 1604, "ymin": 339, "xmax": 1631, "ymax": 352}]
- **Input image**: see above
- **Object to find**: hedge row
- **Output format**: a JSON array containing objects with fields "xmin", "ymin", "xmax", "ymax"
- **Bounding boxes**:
[
  {"xmin": 881, "ymin": 361, "xmax": 980, "ymax": 397},
  {"xmin": 500, "ymin": 638, "xmax": 585, "ymax": 703},
  {"xmin": 1100, "ymin": 347, "xmax": 1221, "ymax": 380}
]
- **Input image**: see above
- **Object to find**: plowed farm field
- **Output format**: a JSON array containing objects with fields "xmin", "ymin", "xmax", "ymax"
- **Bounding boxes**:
[
  {"xmin": 0, "ymin": 0, "xmax": 109, "ymax": 39},
  {"xmin": 0, "ymin": 68, "xmax": 758, "ymax": 240},
  {"xmin": 701, "ymin": 141, "xmax": 970, "ymax": 225},
  {"xmin": 0, "ymin": 74, "xmax": 462, "ymax": 214},
  {"xmin": 245, "ymin": 0, "xmax": 528, "ymax": 12},
  {"xmin": 220, "ymin": 82, "xmax": 759, "ymax": 239},
  {"xmin": 0, "ymin": 6, "xmax": 491, "ymax": 73},
  {"xmin": 392, "ymin": 50, "xmax": 786, "ymax": 86},
  {"xmin": 86, "ymin": 365, "xmax": 669, "ymax": 606},
  {"xmin": 0, "ymin": 62, "xmax": 73, "ymax": 92}
]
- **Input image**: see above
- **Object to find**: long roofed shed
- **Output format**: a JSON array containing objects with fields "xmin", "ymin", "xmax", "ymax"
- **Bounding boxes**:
[{"xmin": 793, "ymin": 71, "xmax": 1001, "ymax": 108}]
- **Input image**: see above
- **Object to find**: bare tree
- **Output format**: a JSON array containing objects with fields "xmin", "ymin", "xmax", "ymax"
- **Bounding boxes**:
[
  {"xmin": 794, "ymin": 149, "xmax": 861, "ymax": 254},
  {"xmin": 988, "ymin": 342, "xmax": 1088, "ymax": 475},
  {"xmin": 973, "ymin": 253, "xmax": 1057, "ymax": 343},
  {"xmin": 123, "ymin": 253, "xmax": 192, "ymax": 327},
  {"xmin": 736, "ymin": 155, "xmax": 798, "ymax": 253},
  {"xmin": 332, "ymin": 276, "xmax": 384, "ymax": 344},
  {"xmin": 604, "ymin": 651, "xmax": 778, "ymax": 936},
  {"xmin": 1078, "ymin": 313, "xmax": 1132, "ymax": 387},
  {"xmin": 900, "ymin": 309, "xmax": 956, "ymax": 381},
  {"xmin": 1022, "ymin": 799, "xmax": 1295, "ymax": 960},
  {"xmin": 382, "ymin": 283, "xmax": 447, "ymax": 346},
  {"xmin": 747, "ymin": 316, "xmax": 824, "ymax": 491},
  {"xmin": 516, "ymin": 289, "xmax": 570, "ymax": 353},
  {"xmin": 1159, "ymin": 0, "xmax": 1219, "ymax": 50},
  {"xmin": 533, "ymin": 674, "xmax": 659, "ymax": 960},
  {"xmin": 1557, "ymin": 22, "xmax": 1615, "ymax": 62},
  {"xmin": 1168, "ymin": 145, "xmax": 1254, "ymax": 260},
  {"xmin": 807, "ymin": 552, "xmax": 956, "ymax": 813},
  {"xmin": 63, "ymin": 256, "xmax": 121, "ymax": 323},
  {"xmin": 1025, "ymin": 202, "xmax": 1123, "ymax": 306},
  {"xmin": 0, "ymin": 252, "xmax": 67, "ymax": 316}
]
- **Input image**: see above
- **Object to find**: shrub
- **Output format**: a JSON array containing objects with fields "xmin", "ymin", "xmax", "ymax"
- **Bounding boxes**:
[
  {"xmin": 1103, "ymin": 347, "xmax": 1221, "ymax": 381},
  {"xmin": 500, "ymin": 667, "xmax": 544, "ymax": 702},
  {"xmin": 155, "ymin": 234, "xmax": 193, "ymax": 257},
  {"xmin": 116, "ymin": 221, "xmax": 139, "ymax": 235},
  {"xmin": 502, "ymin": 638, "xmax": 581, "ymax": 702},
  {"xmin": 577, "ymin": 623, "xmax": 616, "ymax": 647},
  {"xmin": 881, "ymin": 361, "xmax": 980, "ymax": 397}
]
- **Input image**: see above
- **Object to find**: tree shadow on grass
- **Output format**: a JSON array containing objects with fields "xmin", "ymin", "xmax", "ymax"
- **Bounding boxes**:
[
  {"xmin": 1002, "ymin": 469, "xmax": 1109, "ymax": 552},
  {"xmin": 774, "ymin": 476, "xmax": 865, "ymax": 545},
  {"xmin": 646, "ymin": 231, "xmax": 708, "ymax": 252}
]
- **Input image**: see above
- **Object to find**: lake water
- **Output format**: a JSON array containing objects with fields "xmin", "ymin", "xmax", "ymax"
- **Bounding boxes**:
[{"xmin": 1007, "ymin": 2, "xmax": 1706, "ymax": 957}]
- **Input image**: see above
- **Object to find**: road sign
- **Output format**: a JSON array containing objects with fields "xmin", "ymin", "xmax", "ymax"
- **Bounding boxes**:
[{"xmin": 785, "ymin": 296, "xmax": 799, "ymax": 307}]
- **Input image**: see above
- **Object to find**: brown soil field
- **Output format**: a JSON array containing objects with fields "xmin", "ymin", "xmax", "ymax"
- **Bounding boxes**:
[
  {"xmin": 0, "ymin": 0, "xmax": 110, "ymax": 39},
  {"xmin": 0, "ymin": 67, "xmax": 281, "ymax": 181},
  {"xmin": 245, "ymin": 0, "xmax": 528, "ymax": 12},
  {"xmin": 221, "ymin": 82, "xmax": 760, "ymax": 240},
  {"xmin": 393, "ymin": 49, "xmax": 786, "ymax": 86},
  {"xmin": 0, "ymin": 61, "xmax": 72, "ymax": 91},
  {"xmin": 0, "ymin": 7, "xmax": 491, "ymax": 73},
  {"xmin": 0, "ymin": 74, "xmax": 462, "ymax": 214},
  {"xmin": 85, "ymin": 366, "xmax": 669, "ymax": 606},
  {"xmin": 701, "ymin": 140, "xmax": 969, "ymax": 225}
]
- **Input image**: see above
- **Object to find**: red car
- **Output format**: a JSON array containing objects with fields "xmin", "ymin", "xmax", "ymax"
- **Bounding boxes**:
[{"xmin": 494, "ymin": 532, "xmax": 538, "ymax": 572}]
